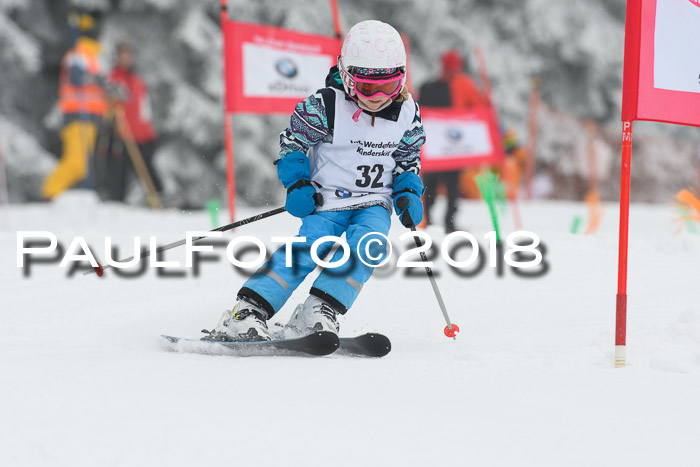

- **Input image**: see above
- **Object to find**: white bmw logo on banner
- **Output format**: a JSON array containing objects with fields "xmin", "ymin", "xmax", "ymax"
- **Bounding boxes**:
[
  {"xmin": 335, "ymin": 189, "xmax": 352, "ymax": 198},
  {"xmin": 275, "ymin": 58, "xmax": 298, "ymax": 78},
  {"xmin": 447, "ymin": 128, "xmax": 463, "ymax": 141}
]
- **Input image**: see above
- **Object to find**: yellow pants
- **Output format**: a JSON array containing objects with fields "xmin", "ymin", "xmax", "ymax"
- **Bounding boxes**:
[{"xmin": 42, "ymin": 121, "xmax": 98, "ymax": 199}]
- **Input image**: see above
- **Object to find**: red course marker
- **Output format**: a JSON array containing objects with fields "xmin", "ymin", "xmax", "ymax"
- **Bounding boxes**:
[{"xmin": 444, "ymin": 324, "xmax": 460, "ymax": 338}]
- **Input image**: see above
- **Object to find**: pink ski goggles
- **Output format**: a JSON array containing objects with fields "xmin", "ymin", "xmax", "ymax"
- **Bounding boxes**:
[{"xmin": 353, "ymin": 70, "xmax": 404, "ymax": 100}]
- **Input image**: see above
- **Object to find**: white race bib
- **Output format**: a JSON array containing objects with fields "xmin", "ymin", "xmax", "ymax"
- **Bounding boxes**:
[{"xmin": 309, "ymin": 89, "xmax": 415, "ymax": 211}]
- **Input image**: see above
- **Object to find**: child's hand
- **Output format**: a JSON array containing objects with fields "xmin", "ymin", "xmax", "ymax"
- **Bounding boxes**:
[
  {"xmin": 276, "ymin": 151, "xmax": 321, "ymax": 217},
  {"xmin": 286, "ymin": 182, "xmax": 321, "ymax": 217},
  {"xmin": 394, "ymin": 193, "xmax": 423, "ymax": 227},
  {"xmin": 393, "ymin": 172, "xmax": 425, "ymax": 227}
]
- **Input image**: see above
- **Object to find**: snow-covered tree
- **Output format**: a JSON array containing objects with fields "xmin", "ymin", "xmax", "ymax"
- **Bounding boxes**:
[{"xmin": 0, "ymin": 0, "xmax": 697, "ymax": 205}]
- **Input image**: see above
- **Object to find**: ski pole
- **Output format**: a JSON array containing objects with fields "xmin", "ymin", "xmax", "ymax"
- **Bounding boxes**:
[
  {"xmin": 396, "ymin": 196, "xmax": 459, "ymax": 339},
  {"xmin": 86, "ymin": 205, "xmax": 286, "ymax": 277},
  {"xmin": 113, "ymin": 105, "xmax": 163, "ymax": 210}
]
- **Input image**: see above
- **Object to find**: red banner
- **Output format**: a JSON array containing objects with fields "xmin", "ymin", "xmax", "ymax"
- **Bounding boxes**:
[
  {"xmin": 223, "ymin": 19, "xmax": 341, "ymax": 114},
  {"xmin": 622, "ymin": 0, "xmax": 700, "ymax": 127},
  {"xmin": 419, "ymin": 107, "xmax": 504, "ymax": 172}
]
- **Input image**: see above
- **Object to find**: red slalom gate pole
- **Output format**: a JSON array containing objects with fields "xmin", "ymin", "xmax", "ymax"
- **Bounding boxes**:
[
  {"xmin": 526, "ymin": 77, "xmax": 540, "ymax": 200},
  {"xmin": 401, "ymin": 33, "xmax": 414, "ymax": 94},
  {"xmin": 615, "ymin": 120, "xmax": 633, "ymax": 368},
  {"xmin": 220, "ymin": 0, "xmax": 236, "ymax": 223},
  {"xmin": 224, "ymin": 112, "xmax": 236, "ymax": 223},
  {"xmin": 474, "ymin": 47, "xmax": 492, "ymax": 107},
  {"xmin": 329, "ymin": 0, "xmax": 342, "ymax": 38}
]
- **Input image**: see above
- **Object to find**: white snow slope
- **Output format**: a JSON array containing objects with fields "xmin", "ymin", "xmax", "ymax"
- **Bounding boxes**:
[{"xmin": 1, "ymin": 192, "xmax": 700, "ymax": 467}]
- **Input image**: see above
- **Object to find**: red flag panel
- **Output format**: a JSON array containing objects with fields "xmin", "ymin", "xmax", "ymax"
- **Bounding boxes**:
[
  {"xmin": 223, "ymin": 19, "xmax": 342, "ymax": 114},
  {"xmin": 420, "ymin": 107, "xmax": 505, "ymax": 173},
  {"xmin": 622, "ymin": 0, "xmax": 700, "ymax": 127}
]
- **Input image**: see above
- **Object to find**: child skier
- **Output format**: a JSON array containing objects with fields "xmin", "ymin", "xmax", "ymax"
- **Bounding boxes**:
[{"xmin": 206, "ymin": 20, "xmax": 426, "ymax": 342}]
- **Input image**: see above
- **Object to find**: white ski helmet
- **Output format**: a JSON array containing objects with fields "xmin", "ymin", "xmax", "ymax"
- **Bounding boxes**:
[{"xmin": 338, "ymin": 20, "xmax": 407, "ymax": 106}]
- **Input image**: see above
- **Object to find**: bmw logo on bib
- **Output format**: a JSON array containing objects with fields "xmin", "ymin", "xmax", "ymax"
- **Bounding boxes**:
[{"xmin": 335, "ymin": 189, "xmax": 352, "ymax": 198}]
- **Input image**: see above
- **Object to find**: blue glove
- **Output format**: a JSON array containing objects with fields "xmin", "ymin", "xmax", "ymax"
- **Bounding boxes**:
[
  {"xmin": 393, "ymin": 172, "xmax": 424, "ymax": 227},
  {"xmin": 285, "ymin": 182, "xmax": 319, "ymax": 217},
  {"xmin": 276, "ymin": 151, "xmax": 322, "ymax": 218}
]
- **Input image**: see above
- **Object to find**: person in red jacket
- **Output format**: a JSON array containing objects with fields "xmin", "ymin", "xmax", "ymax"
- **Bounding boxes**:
[
  {"xmin": 418, "ymin": 50, "xmax": 487, "ymax": 232},
  {"xmin": 104, "ymin": 39, "xmax": 162, "ymax": 202}
]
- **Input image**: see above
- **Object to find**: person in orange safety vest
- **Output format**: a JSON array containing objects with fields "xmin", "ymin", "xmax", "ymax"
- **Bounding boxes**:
[{"xmin": 42, "ymin": 11, "xmax": 107, "ymax": 199}]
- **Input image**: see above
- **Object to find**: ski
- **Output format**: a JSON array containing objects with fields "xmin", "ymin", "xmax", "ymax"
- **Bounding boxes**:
[
  {"xmin": 338, "ymin": 333, "xmax": 391, "ymax": 358},
  {"xmin": 161, "ymin": 331, "xmax": 339, "ymax": 357},
  {"xmin": 271, "ymin": 324, "xmax": 391, "ymax": 358}
]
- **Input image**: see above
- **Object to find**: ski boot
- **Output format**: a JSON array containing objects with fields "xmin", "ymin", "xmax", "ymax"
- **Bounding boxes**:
[
  {"xmin": 287, "ymin": 295, "xmax": 340, "ymax": 336},
  {"xmin": 203, "ymin": 297, "xmax": 271, "ymax": 342}
]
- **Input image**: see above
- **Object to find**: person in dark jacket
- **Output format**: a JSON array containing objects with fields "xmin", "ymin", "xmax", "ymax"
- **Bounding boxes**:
[{"xmin": 419, "ymin": 49, "xmax": 487, "ymax": 233}]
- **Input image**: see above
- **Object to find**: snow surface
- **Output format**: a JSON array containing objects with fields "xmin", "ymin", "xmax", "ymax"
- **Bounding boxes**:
[{"xmin": 2, "ymin": 192, "xmax": 700, "ymax": 466}]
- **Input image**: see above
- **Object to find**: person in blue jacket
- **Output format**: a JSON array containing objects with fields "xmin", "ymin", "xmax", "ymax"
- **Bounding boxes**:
[{"xmin": 207, "ymin": 20, "xmax": 426, "ymax": 341}]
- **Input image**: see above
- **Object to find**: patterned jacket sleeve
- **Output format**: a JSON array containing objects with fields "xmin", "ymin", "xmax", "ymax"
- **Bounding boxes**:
[
  {"xmin": 392, "ymin": 100, "xmax": 425, "ymax": 177},
  {"xmin": 279, "ymin": 90, "xmax": 333, "ymax": 158}
]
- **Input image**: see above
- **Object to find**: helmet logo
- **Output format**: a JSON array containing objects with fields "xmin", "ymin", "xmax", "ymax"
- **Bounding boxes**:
[{"xmin": 275, "ymin": 58, "xmax": 298, "ymax": 78}]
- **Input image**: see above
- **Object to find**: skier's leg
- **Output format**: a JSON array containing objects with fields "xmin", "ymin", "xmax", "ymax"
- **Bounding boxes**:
[
  {"xmin": 444, "ymin": 170, "xmax": 460, "ymax": 233},
  {"xmin": 309, "ymin": 205, "xmax": 391, "ymax": 314},
  {"xmin": 237, "ymin": 210, "xmax": 351, "ymax": 318}
]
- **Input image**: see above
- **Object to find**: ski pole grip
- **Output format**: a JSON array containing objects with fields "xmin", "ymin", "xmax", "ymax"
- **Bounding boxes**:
[
  {"xmin": 395, "ymin": 196, "xmax": 414, "ymax": 228},
  {"xmin": 396, "ymin": 196, "xmax": 409, "ymax": 210}
]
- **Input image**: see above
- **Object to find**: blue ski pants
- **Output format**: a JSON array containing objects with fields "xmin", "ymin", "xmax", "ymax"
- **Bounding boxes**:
[{"xmin": 240, "ymin": 205, "xmax": 391, "ymax": 316}]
